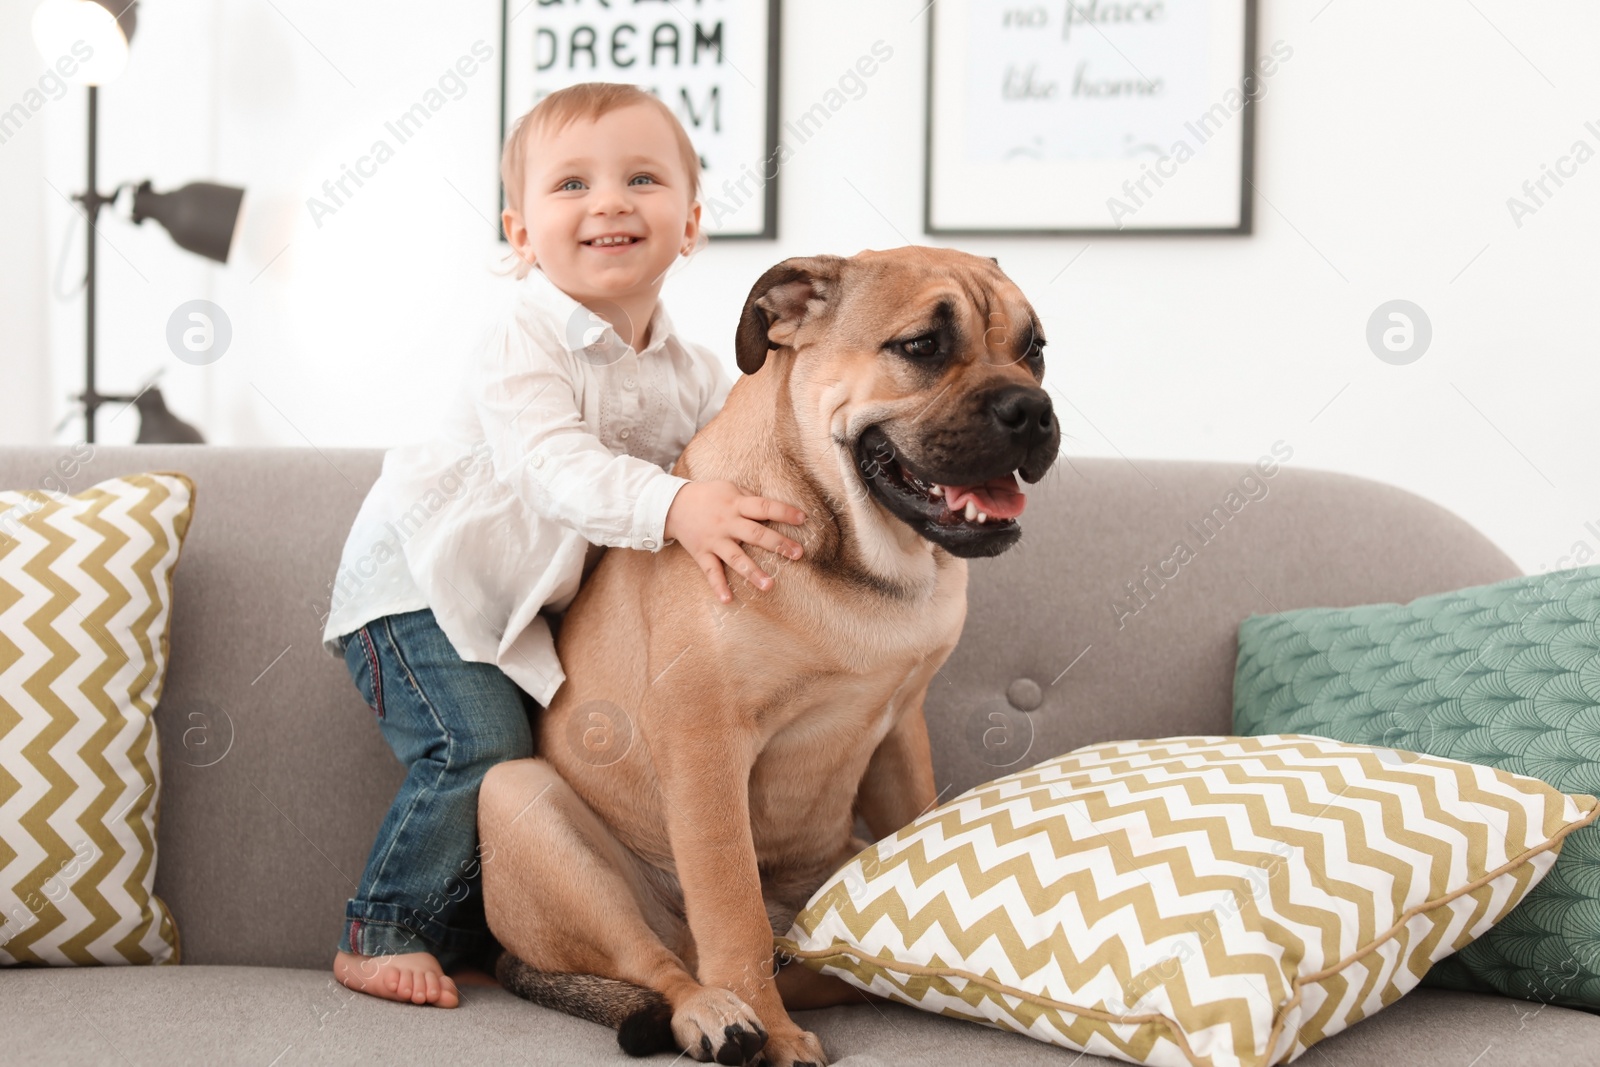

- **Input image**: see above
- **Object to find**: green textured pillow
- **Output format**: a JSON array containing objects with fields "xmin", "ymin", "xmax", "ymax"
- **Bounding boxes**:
[{"xmin": 1233, "ymin": 564, "xmax": 1600, "ymax": 1009}]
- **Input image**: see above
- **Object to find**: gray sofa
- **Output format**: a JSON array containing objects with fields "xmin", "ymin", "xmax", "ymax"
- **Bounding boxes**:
[{"xmin": 2, "ymin": 444, "xmax": 1594, "ymax": 1066}]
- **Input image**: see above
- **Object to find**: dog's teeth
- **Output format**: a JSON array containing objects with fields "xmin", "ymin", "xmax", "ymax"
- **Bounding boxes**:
[
  {"xmin": 977, "ymin": 511, "xmax": 988, "ymax": 524},
  {"xmin": 929, "ymin": 485, "xmax": 942, "ymax": 498},
  {"xmin": 963, "ymin": 500, "xmax": 977, "ymax": 522}
]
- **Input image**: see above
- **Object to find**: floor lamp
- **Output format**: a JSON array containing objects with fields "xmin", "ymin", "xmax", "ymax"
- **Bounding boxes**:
[{"xmin": 33, "ymin": 0, "xmax": 246, "ymax": 444}]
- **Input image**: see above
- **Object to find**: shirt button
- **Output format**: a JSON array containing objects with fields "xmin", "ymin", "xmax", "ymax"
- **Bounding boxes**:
[
  {"xmin": 619, "ymin": 429, "xmax": 630, "ymax": 440},
  {"xmin": 624, "ymin": 376, "xmax": 636, "ymax": 388},
  {"xmin": 530, "ymin": 454, "xmax": 545, "ymax": 468},
  {"xmin": 642, "ymin": 538, "xmax": 657, "ymax": 550}
]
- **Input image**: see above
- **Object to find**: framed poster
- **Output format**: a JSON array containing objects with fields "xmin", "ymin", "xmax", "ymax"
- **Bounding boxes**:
[
  {"xmin": 925, "ymin": 0, "xmax": 1259, "ymax": 235},
  {"xmin": 500, "ymin": 0, "xmax": 780, "ymax": 240}
]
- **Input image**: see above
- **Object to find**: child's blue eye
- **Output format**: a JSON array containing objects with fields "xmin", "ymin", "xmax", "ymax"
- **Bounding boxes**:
[
  {"xmin": 560, "ymin": 179, "xmax": 585, "ymax": 192},
  {"xmin": 629, "ymin": 174, "xmax": 657, "ymax": 186}
]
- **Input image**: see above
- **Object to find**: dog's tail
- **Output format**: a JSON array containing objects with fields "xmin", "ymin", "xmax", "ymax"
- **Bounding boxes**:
[{"xmin": 493, "ymin": 949, "xmax": 675, "ymax": 1057}]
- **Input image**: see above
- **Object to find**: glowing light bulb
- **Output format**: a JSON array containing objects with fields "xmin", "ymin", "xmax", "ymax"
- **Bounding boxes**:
[{"xmin": 32, "ymin": 0, "xmax": 134, "ymax": 86}]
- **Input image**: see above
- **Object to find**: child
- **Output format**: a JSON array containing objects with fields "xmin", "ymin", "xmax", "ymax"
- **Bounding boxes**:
[{"xmin": 320, "ymin": 82, "xmax": 809, "ymax": 1006}]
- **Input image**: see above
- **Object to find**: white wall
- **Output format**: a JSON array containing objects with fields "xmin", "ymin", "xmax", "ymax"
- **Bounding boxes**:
[
  {"xmin": 0, "ymin": 3, "xmax": 51, "ymax": 445},
  {"xmin": 14, "ymin": 0, "xmax": 1600, "ymax": 575}
]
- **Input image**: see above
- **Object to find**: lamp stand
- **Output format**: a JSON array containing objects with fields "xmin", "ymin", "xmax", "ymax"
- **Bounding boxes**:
[{"xmin": 73, "ymin": 84, "xmax": 139, "ymax": 444}]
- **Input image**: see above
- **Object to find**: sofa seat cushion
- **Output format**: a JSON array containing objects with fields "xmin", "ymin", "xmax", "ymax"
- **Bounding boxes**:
[{"xmin": 0, "ymin": 965, "xmax": 1593, "ymax": 1065}]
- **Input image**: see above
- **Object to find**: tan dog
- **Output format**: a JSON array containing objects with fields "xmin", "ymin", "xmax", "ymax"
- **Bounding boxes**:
[{"xmin": 478, "ymin": 247, "xmax": 1060, "ymax": 1066}]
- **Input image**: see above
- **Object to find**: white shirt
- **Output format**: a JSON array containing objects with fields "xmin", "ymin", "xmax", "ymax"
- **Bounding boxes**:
[{"xmin": 320, "ymin": 266, "xmax": 733, "ymax": 707}]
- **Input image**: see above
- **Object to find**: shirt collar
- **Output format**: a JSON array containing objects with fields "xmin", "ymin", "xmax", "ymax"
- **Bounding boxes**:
[{"xmin": 518, "ymin": 266, "xmax": 676, "ymax": 358}]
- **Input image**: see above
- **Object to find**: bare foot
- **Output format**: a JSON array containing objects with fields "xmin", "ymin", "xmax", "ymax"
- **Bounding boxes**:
[{"xmin": 333, "ymin": 949, "xmax": 461, "ymax": 1007}]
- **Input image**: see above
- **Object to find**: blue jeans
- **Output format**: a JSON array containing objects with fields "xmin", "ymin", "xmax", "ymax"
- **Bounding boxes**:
[{"xmin": 336, "ymin": 606, "xmax": 539, "ymax": 972}]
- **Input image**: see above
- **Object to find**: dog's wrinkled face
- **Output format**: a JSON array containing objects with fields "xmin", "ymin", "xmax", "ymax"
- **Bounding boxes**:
[{"xmin": 735, "ymin": 247, "xmax": 1060, "ymax": 559}]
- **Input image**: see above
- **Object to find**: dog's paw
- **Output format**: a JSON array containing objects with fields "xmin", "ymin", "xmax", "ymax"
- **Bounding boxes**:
[
  {"xmin": 753, "ymin": 1026, "xmax": 827, "ymax": 1067},
  {"xmin": 671, "ymin": 986, "xmax": 768, "ymax": 1065}
]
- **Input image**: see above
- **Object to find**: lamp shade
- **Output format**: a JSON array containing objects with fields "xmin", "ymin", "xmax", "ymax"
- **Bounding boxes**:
[
  {"xmin": 133, "ymin": 387, "xmax": 204, "ymax": 444},
  {"xmin": 131, "ymin": 180, "xmax": 245, "ymax": 264},
  {"xmin": 31, "ymin": 0, "xmax": 137, "ymax": 85}
]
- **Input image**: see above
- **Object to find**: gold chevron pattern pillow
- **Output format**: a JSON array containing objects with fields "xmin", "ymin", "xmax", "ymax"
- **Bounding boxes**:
[
  {"xmin": 0, "ymin": 471, "xmax": 194, "ymax": 965},
  {"xmin": 776, "ymin": 734, "xmax": 1598, "ymax": 1067}
]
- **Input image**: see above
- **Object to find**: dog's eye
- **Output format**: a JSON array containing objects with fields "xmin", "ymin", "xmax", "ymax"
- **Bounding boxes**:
[
  {"xmin": 1026, "ymin": 339, "xmax": 1045, "ymax": 363},
  {"xmin": 898, "ymin": 335, "xmax": 940, "ymax": 359}
]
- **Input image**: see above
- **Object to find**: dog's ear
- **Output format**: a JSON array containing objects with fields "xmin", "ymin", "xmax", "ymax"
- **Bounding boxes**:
[{"xmin": 735, "ymin": 255, "xmax": 846, "ymax": 375}]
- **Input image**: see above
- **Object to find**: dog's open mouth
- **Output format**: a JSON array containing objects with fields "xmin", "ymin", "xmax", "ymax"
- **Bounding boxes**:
[
  {"xmin": 853, "ymin": 426, "xmax": 1026, "ymax": 556},
  {"xmin": 880, "ymin": 454, "xmax": 1025, "ymax": 526}
]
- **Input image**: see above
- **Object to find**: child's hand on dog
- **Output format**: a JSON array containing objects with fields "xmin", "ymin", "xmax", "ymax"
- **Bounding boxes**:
[{"xmin": 664, "ymin": 480, "xmax": 807, "ymax": 604}]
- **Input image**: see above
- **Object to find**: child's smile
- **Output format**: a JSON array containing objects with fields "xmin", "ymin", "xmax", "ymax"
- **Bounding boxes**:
[{"xmin": 581, "ymin": 231, "xmax": 645, "ymax": 253}]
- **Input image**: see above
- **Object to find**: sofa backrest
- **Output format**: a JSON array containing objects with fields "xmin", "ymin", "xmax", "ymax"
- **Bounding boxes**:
[{"xmin": 0, "ymin": 446, "xmax": 1520, "ymax": 969}]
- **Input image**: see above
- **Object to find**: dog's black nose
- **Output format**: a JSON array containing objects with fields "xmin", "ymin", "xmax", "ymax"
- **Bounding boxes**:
[{"xmin": 989, "ymin": 385, "xmax": 1055, "ymax": 444}]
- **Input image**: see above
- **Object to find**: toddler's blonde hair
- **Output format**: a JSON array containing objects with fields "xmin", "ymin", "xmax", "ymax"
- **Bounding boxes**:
[{"xmin": 497, "ymin": 82, "xmax": 704, "ymax": 280}]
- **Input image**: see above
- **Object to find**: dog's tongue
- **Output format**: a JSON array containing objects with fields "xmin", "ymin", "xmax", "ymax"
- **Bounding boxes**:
[{"xmin": 936, "ymin": 473, "xmax": 1026, "ymax": 520}]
